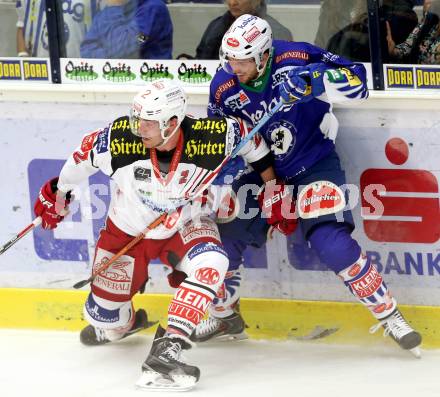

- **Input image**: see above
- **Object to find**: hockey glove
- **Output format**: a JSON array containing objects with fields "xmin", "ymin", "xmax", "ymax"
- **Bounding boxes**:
[
  {"xmin": 280, "ymin": 63, "xmax": 332, "ymax": 104},
  {"xmin": 257, "ymin": 180, "xmax": 297, "ymax": 237},
  {"xmin": 212, "ymin": 156, "xmax": 246, "ymax": 186},
  {"xmin": 34, "ymin": 177, "xmax": 71, "ymax": 230},
  {"xmin": 279, "ymin": 68, "xmax": 312, "ymax": 104}
]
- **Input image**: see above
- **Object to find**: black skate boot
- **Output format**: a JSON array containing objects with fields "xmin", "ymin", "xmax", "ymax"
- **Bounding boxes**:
[
  {"xmin": 80, "ymin": 309, "xmax": 156, "ymax": 346},
  {"xmin": 191, "ymin": 311, "xmax": 247, "ymax": 343},
  {"xmin": 136, "ymin": 325, "xmax": 200, "ymax": 391},
  {"xmin": 369, "ymin": 309, "xmax": 422, "ymax": 358}
]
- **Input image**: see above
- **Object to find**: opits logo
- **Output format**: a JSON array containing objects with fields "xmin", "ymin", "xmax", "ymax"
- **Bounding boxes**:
[
  {"xmin": 177, "ymin": 63, "xmax": 212, "ymax": 84},
  {"xmin": 361, "ymin": 138, "xmax": 439, "ymax": 243},
  {"xmin": 140, "ymin": 62, "xmax": 173, "ymax": 82},
  {"xmin": 195, "ymin": 267, "xmax": 220, "ymax": 285},
  {"xmin": 65, "ymin": 60, "xmax": 98, "ymax": 82},
  {"xmin": 102, "ymin": 62, "xmax": 136, "ymax": 82},
  {"xmin": 227, "ymin": 38, "xmax": 240, "ymax": 48}
]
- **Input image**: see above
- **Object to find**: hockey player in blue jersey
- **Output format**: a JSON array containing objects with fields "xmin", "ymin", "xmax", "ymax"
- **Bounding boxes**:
[{"xmin": 192, "ymin": 14, "xmax": 422, "ymax": 356}]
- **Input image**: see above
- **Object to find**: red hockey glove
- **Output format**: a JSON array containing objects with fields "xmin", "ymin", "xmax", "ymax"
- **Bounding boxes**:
[
  {"xmin": 257, "ymin": 180, "xmax": 298, "ymax": 237},
  {"xmin": 34, "ymin": 177, "xmax": 71, "ymax": 230}
]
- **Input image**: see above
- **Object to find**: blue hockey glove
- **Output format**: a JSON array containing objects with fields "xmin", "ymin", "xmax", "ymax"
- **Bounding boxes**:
[
  {"xmin": 212, "ymin": 156, "xmax": 246, "ymax": 186},
  {"xmin": 280, "ymin": 63, "xmax": 330, "ymax": 104},
  {"xmin": 279, "ymin": 68, "xmax": 312, "ymax": 104}
]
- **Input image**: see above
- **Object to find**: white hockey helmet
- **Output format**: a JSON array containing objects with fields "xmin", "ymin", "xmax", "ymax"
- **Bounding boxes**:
[
  {"xmin": 130, "ymin": 79, "xmax": 188, "ymax": 144},
  {"xmin": 220, "ymin": 14, "xmax": 273, "ymax": 77}
]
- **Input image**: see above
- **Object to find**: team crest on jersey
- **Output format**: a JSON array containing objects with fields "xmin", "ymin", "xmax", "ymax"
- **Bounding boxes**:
[
  {"xmin": 224, "ymin": 90, "xmax": 251, "ymax": 111},
  {"xmin": 195, "ymin": 267, "xmax": 221, "ymax": 285},
  {"xmin": 297, "ymin": 181, "xmax": 346, "ymax": 219},
  {"xmin": 268, "ymin": 120, "xmax": 296, "ymax": 157}
]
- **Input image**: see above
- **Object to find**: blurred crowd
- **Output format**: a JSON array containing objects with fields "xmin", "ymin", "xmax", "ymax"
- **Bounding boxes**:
[{"xmin": 12, "ymin": 0, "xmax": 440, "ymax": 64}]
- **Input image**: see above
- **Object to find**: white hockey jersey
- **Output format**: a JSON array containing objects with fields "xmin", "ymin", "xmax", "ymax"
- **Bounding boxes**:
[{"xmin": 58, "ymin": 115, "xmax": 269, "ymax": 239}]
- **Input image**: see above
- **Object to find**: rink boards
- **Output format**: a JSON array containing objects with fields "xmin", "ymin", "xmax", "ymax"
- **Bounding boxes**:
[
  {"xmin": 0, "ymin": 91, "xmax": 439, "ymax": 346},
  {"xmin": 1, "ymin": 288, "xmax": 440, "ymax": 349}
]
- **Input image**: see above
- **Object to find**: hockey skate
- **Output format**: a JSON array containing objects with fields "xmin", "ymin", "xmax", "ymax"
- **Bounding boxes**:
[
  {"xmin": 80, "ymin": 309, "xmax": 156, "ymax": 346},
  {"xmin": 369, "ymin": 309, "xmax": 422, "ymax": 358},
  {"xmin": 191, "ymin": 312, "xmax": 248, "ymax": 343},
  {"xmin": 136, "ymin": 325, "xmax": 200, "ymax": 391}
]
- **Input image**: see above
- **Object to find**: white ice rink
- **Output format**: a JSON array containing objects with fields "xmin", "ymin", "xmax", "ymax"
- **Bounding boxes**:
[{"xmin": 0, "ymin": 329, "xmax": 438, "ymax": 397}]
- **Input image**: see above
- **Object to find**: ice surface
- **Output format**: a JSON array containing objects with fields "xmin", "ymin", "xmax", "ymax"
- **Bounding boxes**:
[{"xmin": 0, "ymin": 329, "xmax": 438, "ymax": 397}]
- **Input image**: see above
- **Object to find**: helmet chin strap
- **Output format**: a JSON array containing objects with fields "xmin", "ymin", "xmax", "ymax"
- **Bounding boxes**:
[
  {"xmin": 255, "ymin": 50, "xmax": 271, "ymax": 79},
  {"xmin": 155, "ymin": 122, "xmax": 180, "ymax": 149}
]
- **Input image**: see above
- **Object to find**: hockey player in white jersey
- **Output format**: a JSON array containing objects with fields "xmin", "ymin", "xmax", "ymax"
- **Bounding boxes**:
[{"xmin": 33, "ymin": 80, "xmax": 295, "ymax": 391}]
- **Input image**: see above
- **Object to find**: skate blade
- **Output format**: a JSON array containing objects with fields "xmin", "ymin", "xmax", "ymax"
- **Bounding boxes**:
[
  {"xmin": 409, "ymin": 346, "xmax": 422, "ymax": 359},
  {"xmin": 215, "ymin": 331, "xmax": 248, "ymax": 342},
  {"xmin": 135, "ymin": 370, "xmax": 197, "ymax": 392}
]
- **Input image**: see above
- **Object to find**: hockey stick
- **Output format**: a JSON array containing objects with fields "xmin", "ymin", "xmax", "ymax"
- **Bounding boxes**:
[
  {"xmin": 189, "ymin": 99, "xmax": 286, "ymax": 199},
  {"xmin": 73, "ymin": 213, "xmax": 167, "ymax": 289},
  {"xmin": 0, "ymin": 217, "xmax": 42, "ymax": 256},
  {"xmin": 230, "ymin": 100, "xmax": 284, "ymax": 158},
  {"xmin": 73, "ymin": 101, "xmax": 286, "ymax": 289}
]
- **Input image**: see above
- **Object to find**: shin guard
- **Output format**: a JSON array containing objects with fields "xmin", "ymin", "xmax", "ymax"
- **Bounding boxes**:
[
  {"xmin": 209, "ymin": 270, "xmax": 242, "ymax": 318},
  {"xmin": 338, "ymin": 254, "xmax": 396, "ymax": 320}
]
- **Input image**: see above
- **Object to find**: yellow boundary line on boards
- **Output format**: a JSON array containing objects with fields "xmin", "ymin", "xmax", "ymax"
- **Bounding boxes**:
[{"xmin": 1, "ymin": 288, "xmax": 439, "ymax": 348}]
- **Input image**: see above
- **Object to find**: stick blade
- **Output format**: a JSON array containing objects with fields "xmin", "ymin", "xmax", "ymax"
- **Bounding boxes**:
[{"xmin": 73, "ymin": 279, "xmax": 91, "ymax": 289}]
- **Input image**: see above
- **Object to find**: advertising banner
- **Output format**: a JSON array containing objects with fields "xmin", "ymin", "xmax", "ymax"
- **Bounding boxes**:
[
  {"xmin": 0, "ymin": 58, "xmax": 51, "ymax": 82},
  {"xmin": 60, "ymin": 59, "xmax": 375, "ymax": 91},
  {"xmin": 384, "ymin": 64, "xmax": 440, "ymax": 90},
  {"xmin": 60, "ymin": 58, "xmax": 220, "ymax": 87},
  {"xmin": 0, "ymin": 101, "xmax": 438, "ymax": 306}
]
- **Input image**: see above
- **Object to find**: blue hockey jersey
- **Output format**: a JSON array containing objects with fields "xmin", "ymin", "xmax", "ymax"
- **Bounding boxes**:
[{"xmin": 208, "ymin": 40, "xmax": 368, "ymax": 181}]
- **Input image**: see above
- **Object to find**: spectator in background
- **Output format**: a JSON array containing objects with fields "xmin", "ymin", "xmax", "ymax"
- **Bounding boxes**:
[
  {"xmin": 326, "ymin": 0, "xmax": 418, "ymax": 62},
  {"xmin": 314, "ymin": 0, "xmax": 353, "ymax": 49},
  {"xmin": 16, "ymin": 0, "xmax": 101, "ymax": 57},
  {"xmin": 80, "ymin": 0, "xmax": 173, "ymax": 59},
  {"xmin": 387, "ymin": 0, "xmax": 440, "ymax": 64},
  {"xmin": 185, "ymin": 0, "xmax": 292, "ymax": 59}
]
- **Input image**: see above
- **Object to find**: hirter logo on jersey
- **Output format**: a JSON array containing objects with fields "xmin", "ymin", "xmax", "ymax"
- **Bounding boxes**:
[
  {"xmin": 195, "ymin": 267, "xmax": 220, "ymax": 285},
  {"xmin": 224, "ymin": 90, "xmax": 251, "ymax": 111},
  {"xmin": 298, "ymin": 181, "xmax": 346, "ymax": 219}
]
